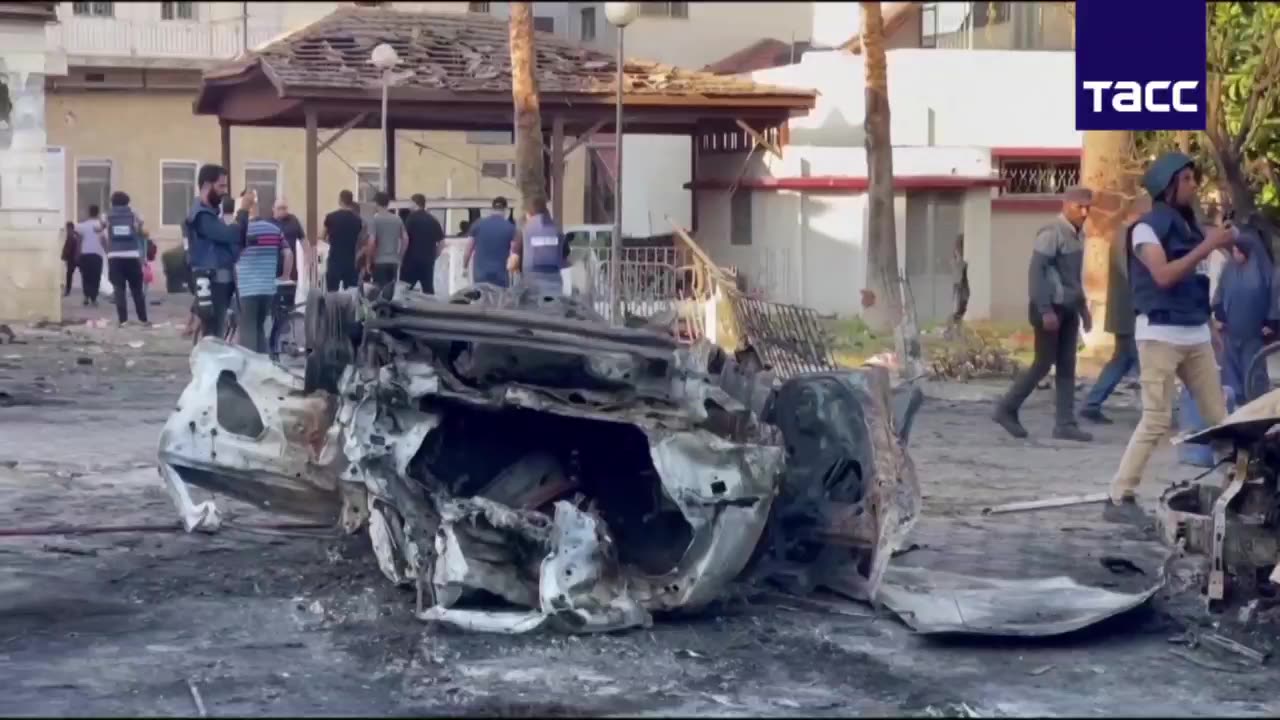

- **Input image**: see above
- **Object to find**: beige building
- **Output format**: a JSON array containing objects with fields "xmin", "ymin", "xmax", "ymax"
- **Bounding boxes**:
[
  {"xmin": 0, "ymin": 2, "xmax": 65, "ymax": 323},
  {"xmin": 46, "ymin": 1, "xmax": 587, "ymax": 257}
]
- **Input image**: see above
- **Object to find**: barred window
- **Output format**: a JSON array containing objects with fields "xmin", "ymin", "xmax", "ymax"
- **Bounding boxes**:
[{"xmin": 999, "ymin": 160, "xmax": 1080, "ymax": 195}]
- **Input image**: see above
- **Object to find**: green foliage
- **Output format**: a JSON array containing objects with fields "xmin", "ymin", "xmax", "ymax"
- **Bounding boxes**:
[{"xmin": 1135, "ymin": 2, "xmax": 1280, "ymax": 218}]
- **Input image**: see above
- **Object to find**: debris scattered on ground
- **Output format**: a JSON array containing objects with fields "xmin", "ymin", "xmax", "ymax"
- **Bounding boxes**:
[
  {"xmin": 981, "ymin": 492, "xmax": 1109, "ymax": 515},
  {"xmin": 1199, "ymin": 632, "xmax": 1268, "ymax": 666},
  {"xmin": 1100, "ymin": 556, "xmax": 1145, "ymax": 576},
  {"xmin": 186, "ymin": 679, "xmax": 208, "ymax": 717},
  {"xmin": 76, "ymin": 357, "xmax": 92, "ymax": 366},
  {"xmin": 928, "ymin": 328, "xmax": 1019, "ymax": 381},
  {"xmin": 127, "ymin": 341, "xmax": 145, "ymax": 349},
  {"xmin": 1028, "ymin": 664, "xmax": 1055, "ymax": 676}
]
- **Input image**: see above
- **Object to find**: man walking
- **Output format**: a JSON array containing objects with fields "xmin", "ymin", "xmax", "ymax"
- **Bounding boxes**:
[
  {"xmin": 1080, "ymin": 205, "xmax": 1148, "ymax": 423},
  {"xmin": 75, "ymin": 204, "xmax": 106, "ymax": 307},
  {"xmin": 512, "ymin": 194, "xmax": 567, "ymax": 296},
  {"xmin": 402, "ymin": 193, "xmax": 444, "ymax": 294},
  {"xmin": 185, "ymin": 164, "xmax": 244, "ymax": 338},
  {"xmin": 237, "ymin": 193, "xmax": 293, "ymax": 354},
  {"xmin": 322, "ymin": 190, "xmax": 364, "ymax": 291},
  {"xmin": 62, "ymin": 221, "xmax": 80, "ymax": 298},
  {"xmin": 464, "ymin": 196, "xmax": 517, "ymax": 287},
  {"xmin": 992, "ymin": 186, "xmax": 1095, "ymax": 441},
  {"xmin": 366, "ymin": 191, "xmax": 407, "ymax": 295},
  {"xmin": 1107, "ymin": 152, "xmax": 1238, "ymax": 523},
  {"xmin": 105, "ymin": 191, "xmax": 149, "ymax": 326}
]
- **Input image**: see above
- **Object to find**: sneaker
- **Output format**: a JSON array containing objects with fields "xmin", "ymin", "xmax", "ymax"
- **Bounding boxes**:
[
  {"xmin": 1079, "ymin": 407, "xmax": 1114, "ymax": 424},
  {"xmin": 1103, "ymin": 496, "xmax": 1146, "ymax": 525},
  {"xmin": 992, "ymin": 407, "xmax": 1029, "ymax": 439},
  {"xmin": 1053, "ymin": 424, "xmax": 1093, "ymax": 442}
]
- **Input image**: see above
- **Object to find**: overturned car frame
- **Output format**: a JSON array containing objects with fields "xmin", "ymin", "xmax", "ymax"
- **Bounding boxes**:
[{"xmin": 157, "ymin": 284, "xmax": 922, "ymax": 632}]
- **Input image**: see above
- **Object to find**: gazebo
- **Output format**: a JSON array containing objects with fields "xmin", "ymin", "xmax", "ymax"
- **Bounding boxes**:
[{"xmin": 192, "ymin": 6, "xmax": 817, "ymax": 238}]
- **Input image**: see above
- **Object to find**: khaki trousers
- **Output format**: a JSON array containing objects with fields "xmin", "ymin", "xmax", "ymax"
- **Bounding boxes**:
[{"xmin": 1109, "ymin": 339, "xmax": 1226, "ymax": 503}]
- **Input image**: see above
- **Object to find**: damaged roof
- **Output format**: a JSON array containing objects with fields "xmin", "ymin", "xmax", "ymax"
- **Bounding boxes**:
[{"xmin": 195, "ymin": 6, "xmax": 816, "ymax": 120}]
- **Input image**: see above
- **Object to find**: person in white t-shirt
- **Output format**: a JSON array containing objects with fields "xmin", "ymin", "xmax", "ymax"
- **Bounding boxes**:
[{"xmin": 1106, "ymin": 152, "xmax": 1238, "ymax": 524}]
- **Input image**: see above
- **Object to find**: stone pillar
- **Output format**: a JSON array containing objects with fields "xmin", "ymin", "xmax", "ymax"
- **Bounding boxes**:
[{"xmin": 0, "ymin": 19, "xmax": 66, "ymax": 323}]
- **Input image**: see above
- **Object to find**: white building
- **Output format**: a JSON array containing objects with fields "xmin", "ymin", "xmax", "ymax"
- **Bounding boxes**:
[{"xmin": 615, "ymin": 1, "xmax": 1079, "ymax": 325}]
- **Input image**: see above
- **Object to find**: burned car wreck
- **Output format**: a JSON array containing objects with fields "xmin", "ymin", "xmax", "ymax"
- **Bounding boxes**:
[{"xmin": 157, "ymin": 284, "xmax": 922, "ymax": 632}]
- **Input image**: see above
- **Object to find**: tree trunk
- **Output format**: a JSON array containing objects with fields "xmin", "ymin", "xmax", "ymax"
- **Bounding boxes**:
[
  {"xmin": 1080, "ymin": 130, "xmax": 1141, "ymax": 351},
  {"xmin": 860, "ymin": 2, "xmax": 920, "ymax": 375},
  {"xmin": 509, "ymin": 3, "xmax": 545, "ymax": 208},
  {"xmin": 860, "ymin": 3, "xmax": 901, "ymax": 330}
]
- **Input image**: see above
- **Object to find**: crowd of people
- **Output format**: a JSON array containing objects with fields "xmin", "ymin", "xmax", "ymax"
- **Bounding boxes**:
[
  {"xmin": 993, "ymin": 151, "xmax": 1277, "ymax": 524},
  {"xmin": 62, "ymin": 194, "xmax": 159, "ymax": 326}
]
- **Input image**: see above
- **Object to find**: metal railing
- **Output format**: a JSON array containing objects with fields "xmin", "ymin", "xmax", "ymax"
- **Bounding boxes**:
[{"xmin": 49, "ymin": 16, "xmax": 283, "ymax": 60}]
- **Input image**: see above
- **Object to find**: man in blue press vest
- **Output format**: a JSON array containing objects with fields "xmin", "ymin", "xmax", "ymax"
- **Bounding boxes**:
[
  {"xmin": 514, "ymin": 194, "xmax": 566, "ymax": 296},
  {"xmin": 105, "ymin": 191, "xmax": 149, "ymax": 326},
  {"xmin": 1107, "ymin": 152, "xmax": 1238, "ymax": 523}
]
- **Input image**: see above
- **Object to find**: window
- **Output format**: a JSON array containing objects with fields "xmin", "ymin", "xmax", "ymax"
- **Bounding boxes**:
[
  {"xmin": 534, "ymin": 16, "xmax": 555, "ymax": 33},
  {"xmin": 160, "ymin": 161, "xmax": 197, "ymax": 226},
  {"xmin": 356, "ymin": 166, "xmax": 381, "ymax": 204},
  {"xmin": 638, "ymin": 2, "xmax": 688, "ymax": 19},
  {"xmin": 580, "ymin": 7, "xmax": 596, "ymax": 41},
  {"xmin": 468, "ymin": 2, "xmax": 490, "ymax": 12},
  {"xmin": 72, "ymin": 2, "xmax": 113, "ymax": 17},
  {"xmin": 244, "ymin": 163, "xmax": 280, "ymax": 214},
  {"xmin": 466, "ymin": 130, "xmax": 513, "ymax": 145},
  {"xmin": 160, "ymin": 2, "xmax": 194, "ymax": 20},
  {"xmin": 481, "ymin": 161, "xmax": 513, "ymax": 179},
  {"xmin": 730, "ymin": 190, "xmax": 752, "ymax": 246},
  {"xmin": 999, "ymin": 160, "xmax": 1080, "ymax": 195},
  {"xmin": 75, "ymin": 160, "xmax": 111, "ymax": 222}
]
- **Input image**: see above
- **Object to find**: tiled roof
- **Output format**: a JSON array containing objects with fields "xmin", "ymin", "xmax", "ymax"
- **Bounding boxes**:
[{"xmin": 205, "ymin": 6, "xmax": 815, "ymax": 103}]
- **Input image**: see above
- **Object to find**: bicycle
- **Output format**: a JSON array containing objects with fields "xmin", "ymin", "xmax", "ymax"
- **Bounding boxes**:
[{"xmin": 1244, "ymin": 338, "xmax": 1280, "ymax": 404}]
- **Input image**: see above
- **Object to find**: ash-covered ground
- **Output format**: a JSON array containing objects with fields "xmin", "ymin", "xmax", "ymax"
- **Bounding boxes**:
[{"xmin": 2, "ymin": 294, "xmax": 1278, "ymax": 717}]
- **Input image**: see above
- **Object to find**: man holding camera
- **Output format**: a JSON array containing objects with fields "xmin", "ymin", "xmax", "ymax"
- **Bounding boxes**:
[{"xmin": 1106, "ymin": 152, "xmax": 1239, "ymax": 523}]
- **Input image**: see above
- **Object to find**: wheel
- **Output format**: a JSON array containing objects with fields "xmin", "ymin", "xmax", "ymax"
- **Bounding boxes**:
[{"xmin": 1245, "ymin": 340, "xmax": 1280, "ymax": 403}]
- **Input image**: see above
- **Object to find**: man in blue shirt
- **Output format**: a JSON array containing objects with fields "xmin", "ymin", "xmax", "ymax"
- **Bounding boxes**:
[
  {"xmin": 184, "ymin": 164, "xmax": 244, "ymax": 338},
  {"xmin": 464, "ymin": 196, "xmax": 517, "ymax": 287}
]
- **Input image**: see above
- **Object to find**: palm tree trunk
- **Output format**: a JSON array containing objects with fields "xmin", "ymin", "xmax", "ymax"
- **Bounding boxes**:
[
  {"xmin": 860, "ymin": 2, "xmax": 920, "ymax": 375},
  {"xmin": 1080, "ymin": 130, "xmax": 1141, "ymax": 351},
  {"xmin": 509, "ymin": 3, "xmax": 546, "ymax": 207}
]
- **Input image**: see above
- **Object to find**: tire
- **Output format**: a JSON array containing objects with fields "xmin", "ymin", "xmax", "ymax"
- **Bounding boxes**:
[{"xmin": 1245, "ymin": 340, "xmax": 1280, "ymax": 404}]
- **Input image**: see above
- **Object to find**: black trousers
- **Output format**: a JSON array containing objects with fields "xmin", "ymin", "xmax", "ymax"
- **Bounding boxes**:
[
  {"xmin": 238, "ymin": 294, "xmax": 272, "ymax": 354},
  {"xmin": 268, "ymin": 284, "xmax": 297, "ymax": 357},
  {"xmin": 108, "ymin": 257, "xmax": 148, "ymax": 324},
  {"xmin": 326, "ymin": 265, "xmax": 359, "ymax": 292},
  {"xmin": 195, "ymin": 270, "xmax": 236, "ymax": 339},
  {"xmin": 64, "ymin": 260, "xmax": 77, "ymax": 296},
  {"xmin": 79, "ymin": 254, "xmax": 103, "ymax": 303},
  {"xmin": 401, "ymin": 254, "xmax": 435, "ymax": 294},
  {"xmin": 998, "ymin": 303, "xmax": 1080, "ymax": 427}
]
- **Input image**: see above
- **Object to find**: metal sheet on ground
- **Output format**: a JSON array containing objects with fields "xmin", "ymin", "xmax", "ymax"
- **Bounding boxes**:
[{"xmin": 877, "ymin": 512, "xmax": 1170, "ymax": 636}]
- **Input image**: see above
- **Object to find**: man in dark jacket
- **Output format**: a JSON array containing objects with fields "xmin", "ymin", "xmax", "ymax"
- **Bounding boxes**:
[
  {"xmin": 1107, "ymin": 152, "xmax": 1237, "ymax": 523},
  {"xmin": 401, "ymin": 193, "xmax": 445, "ymax": 293},
  {"xmin": 185, "ymin": 164, "xmax": 244, "ymax": 338},
  {"xmin": 992, "ymin": 186, "xmax": 1095, "ymax": 442},
  {"xmin": 1080, "ymin": 203, "xmax": 1149, "ymax": 423}
]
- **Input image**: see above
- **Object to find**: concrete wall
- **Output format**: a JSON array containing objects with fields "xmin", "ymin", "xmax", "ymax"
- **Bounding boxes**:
[
  {"xmin": 0, "ymin": 17, "xmax": 65, "ymax": 322},
  {"xmin": 987, "ymin": 207, "xmax": 1058, "ymax": 323},
  {"xmin": 46, "ymin": 89, "xmax": 588, "ymax": 250}
]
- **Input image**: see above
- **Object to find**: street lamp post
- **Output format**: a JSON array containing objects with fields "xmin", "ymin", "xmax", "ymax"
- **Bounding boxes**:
[
  {"xmin": 371, "ymin": 43, "xmax": 402, "ymax": 194},
  {"xmin": 604, "ymin": 2, "xmax": 638, "ymax": 325}
]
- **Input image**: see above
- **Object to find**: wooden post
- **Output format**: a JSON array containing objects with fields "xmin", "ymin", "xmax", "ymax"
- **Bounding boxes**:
[
  {"xmin": 219, "ymin": 120, "xmax": 232, "ymax": 191},
  {"xmin": 305, "ymin": 106, "xmax": 318, "ymax": 248},
  {"xmin": 551, "ymin": 115, "xmax": 565, "ymax": 222},
  {"xmin": 690, "ymin": 130, "xmax": 699, "ymax": 233},
  {"xmin": 384, "ymin": 118, "xmax": 397, "ymax": 199}
]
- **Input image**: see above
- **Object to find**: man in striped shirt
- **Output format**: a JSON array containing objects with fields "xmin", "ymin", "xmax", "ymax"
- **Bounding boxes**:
[{"xmin": 236, "ymin": 192, "xmax": 293, "ymax": 354}]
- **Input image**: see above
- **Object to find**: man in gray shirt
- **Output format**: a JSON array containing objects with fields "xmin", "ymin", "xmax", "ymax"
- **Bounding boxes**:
[
  {"xmin": 993, "ymin": 185, "xmax": 1094, "ymax": 442},
  {"xmin": 366, "ymin": 191, "xmax": 407, "ymax": 296}
]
